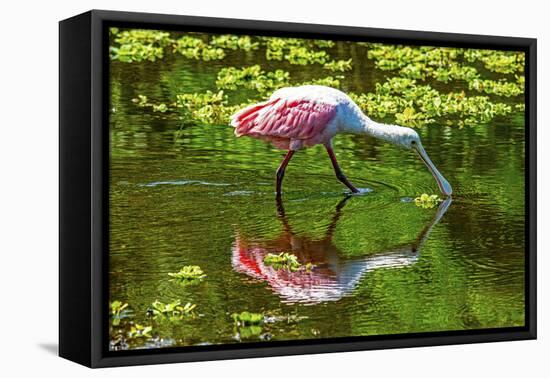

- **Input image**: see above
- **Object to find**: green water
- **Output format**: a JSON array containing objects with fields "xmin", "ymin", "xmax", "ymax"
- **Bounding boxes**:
[{"xmin": 109, "ymin": 38, "xmax": 525, "ymax": 350}]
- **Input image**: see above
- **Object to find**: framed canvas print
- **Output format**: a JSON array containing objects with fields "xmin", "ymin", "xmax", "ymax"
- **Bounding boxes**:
[{"xmin": 59, "ymin": 10, "xmax": 537, "ymax": 368}]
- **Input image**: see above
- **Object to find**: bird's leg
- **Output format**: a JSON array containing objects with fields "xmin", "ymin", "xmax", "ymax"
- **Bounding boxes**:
[
  {"xmin": 276, "ymin": 150, "xmax": 295, "ymax": 198},
  {"xmin": 326, "ymin": 147, "xmax": 359, "ymax": 193},
  {"xmin": 325, "ymin": 195, "xmax": 352, "ymax": 241}
]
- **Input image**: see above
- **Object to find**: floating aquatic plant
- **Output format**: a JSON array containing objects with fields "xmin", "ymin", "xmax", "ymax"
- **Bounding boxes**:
[
  {"xmin": 210, "ymin": 35, "xmax": 259, "ymax": 51},
  {"xmin": 168, "ymin": 265, "xmax": 206, "ymax": 284},
  {"xmin": 285, "ymin": 46, "xmax": 329, "ymax": 65},
  {"xmin": 132, "ymin": 89, "xmax": 247, "ymax": 125},
  {"xmin": 430, "ymin": 64, "xmax": 480, "ymax": 83},
  {"xmin": 304, "ymin": 262, "xmax": 315, "ymax": 272},
  {"xmin": 414, "ymin": 193, "xmax": 442, "ymax": 209},
  {"xmin": 237, "ymin": 325, "xmax": 263, "ymax": 338},
  {"xmin": 231, "ymin": 312, "xmax": 265, "ymax": 340},
  {"xmin": 394, "ymin": 107, "xmax": 430, "ymax": 128},
  {"xmin": 110, "ymin": 43, "xmax": 165, "ymax": 63},
  {"xmin": 263, "ymin": 252, "xmax": 303, "ymax": 272},
  {"xmin": 349, "ymin": 77, "xmax": 513, "ymax": 127},
  {"xmin": 468, "ymin": 78, "xmax": 524, "ymax": 97},
  {"xmin": 172, "ymin": 35, "xmax": 225, "ymax": 61},
  {"xmin": 464, "ymin": 49, "xmax": 525, "ymax": 74},
  {"xmin": 175, "ymin": 90, "xmax": 243, "ymax": 124},
  {"xmin": 300, "ymin": 76, "xmax": 342, "ymax": 88},
  {"xmin": 515, "ymin": 103, "xmax": 526, "ymax": 112},
  {"xmin": 110, "ymin": 300, "xmax": 130, "ymax": 326},
  {"xmin": 312, "ymin": 39, "xmax": 335, "ymax": 48},
  {"xmin": 262, "ymin": 37, "xmax": 333, "ymax": 66},
  {"xmin": 110, "ymin": 29, "xmax": 171, "ymax": 63},
  {"xmin": 232, "ymin": 311, "xmax": 264, "ymax": 326},
  {"xmin": 123, "ymin": 32, "xmax": 523, "ymax": 130},
  {"xmin": 323, "ymin": 59, "xmax": 352, "ymax": 72},
  {"xmin": 127, "ymin": 323, "xmax": 153, "ymax": 339},
  {"xmin": 114, "ymin": 29, "xmax": 172, "ymax": 46},
  {"xmin": 109, "ymin": 333, "xmax": 129, "ymax": 351},
  {"xmin": 147, "ymin": 300, "xmax": 197, "ymax": 320},
  {"xmin": 364, "ymin": 42, "xmax": 525, "ymax": 97},
  {"xmin": 132, "ymin": 95, "xmax": 173, "ymax": 114},
  {"xmin": 216, "ymin": 65, "xmax": 290, "ymax": 93},
  {"xmin": 264, "ymin": 314, "xmax": 309, "ymax": 324}
]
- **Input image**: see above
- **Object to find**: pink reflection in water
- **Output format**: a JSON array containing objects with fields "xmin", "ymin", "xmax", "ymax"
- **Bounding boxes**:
[{"xmin": 232, "ymin": 196, "xmax": 451, "ymax": 304}]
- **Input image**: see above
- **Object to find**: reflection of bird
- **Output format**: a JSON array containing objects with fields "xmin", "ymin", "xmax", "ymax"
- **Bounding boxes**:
[
  {"xmin": 231, "ymin": 85, "xmax": 452, "ymax": 197},
  {"xmin": 231, "ymin": 196, "xmax": 452, "ymax": 305}
]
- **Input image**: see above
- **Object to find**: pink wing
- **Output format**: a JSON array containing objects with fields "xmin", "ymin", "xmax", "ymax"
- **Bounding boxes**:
[{"xmin": 231, "ymin": 98, "xmax": 337, "ymax": 140}]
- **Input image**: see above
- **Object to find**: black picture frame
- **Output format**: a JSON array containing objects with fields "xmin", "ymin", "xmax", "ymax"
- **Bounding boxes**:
[{"xmin": 59, "ymin": 9, "xmax": 537, "ymax": 368}]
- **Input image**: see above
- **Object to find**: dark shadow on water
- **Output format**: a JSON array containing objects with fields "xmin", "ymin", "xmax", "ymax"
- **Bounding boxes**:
[
  {"xmin": 38, "ymin": 343, "xmax": 58, "ymax": 355},
  {"xmin": 232, "ymin": 195, "xmax": 452, "ymax": 305}
]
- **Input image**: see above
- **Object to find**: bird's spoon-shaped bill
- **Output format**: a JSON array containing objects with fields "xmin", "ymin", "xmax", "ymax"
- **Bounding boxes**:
[{"xmin": 415, "ymin": 144, "xmax": 453, "ymax": 196}]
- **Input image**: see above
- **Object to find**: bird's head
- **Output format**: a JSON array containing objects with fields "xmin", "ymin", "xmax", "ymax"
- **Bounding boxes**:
[
  {"xmin": 397, "ymin": 127, "xmax": 422, "ymax": 150},
  {"xmin": 396, "ymin": 126, "xmax": 453, "ymax": 197}
]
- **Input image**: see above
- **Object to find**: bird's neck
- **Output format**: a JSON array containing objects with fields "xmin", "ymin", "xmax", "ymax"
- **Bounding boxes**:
[{"xmin": 347, "ymin": 113, "xmax": 404, "ymax": 145}]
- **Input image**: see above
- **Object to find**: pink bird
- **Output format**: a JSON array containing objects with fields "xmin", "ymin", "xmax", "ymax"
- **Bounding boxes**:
[{"xmin": 231, "ymin": 85, "xmax": 452, "ymax": 197}]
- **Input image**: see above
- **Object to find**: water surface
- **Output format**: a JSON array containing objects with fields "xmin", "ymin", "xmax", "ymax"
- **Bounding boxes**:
[{"xmin": 109, "ymin": 38, "xmax": 525, "ymax": 349}]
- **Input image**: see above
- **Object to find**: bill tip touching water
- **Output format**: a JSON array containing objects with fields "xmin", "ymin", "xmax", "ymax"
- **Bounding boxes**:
[{"xmin": 231, "ymin": 85, "xmax": 452, "ymax": 197}]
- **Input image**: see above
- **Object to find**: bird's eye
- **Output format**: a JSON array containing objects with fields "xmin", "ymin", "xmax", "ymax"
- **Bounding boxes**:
[{"xmin": 411, "ymin": 140, "xmax": 417, "ymax": 146}]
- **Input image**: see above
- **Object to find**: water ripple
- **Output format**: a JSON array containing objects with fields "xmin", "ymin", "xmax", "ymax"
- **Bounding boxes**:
[{"xmin": 140, "ymin": 179, "xmax": 231, "ymax": 187}]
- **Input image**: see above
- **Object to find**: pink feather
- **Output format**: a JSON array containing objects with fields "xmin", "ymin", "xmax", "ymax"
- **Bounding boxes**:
[{"xmin": 231, "ymin": 97, "xmax": 337, "ymax": 143}]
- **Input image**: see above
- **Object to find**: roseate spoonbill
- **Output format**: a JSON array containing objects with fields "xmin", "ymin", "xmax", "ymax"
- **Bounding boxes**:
[
  {"xmin": 231, "ymin": 85, "xmax": 452, "ymax": 197},
  {"xmin": 231, "ymin": 196, "xmax": 452, "ymax": 304}
]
